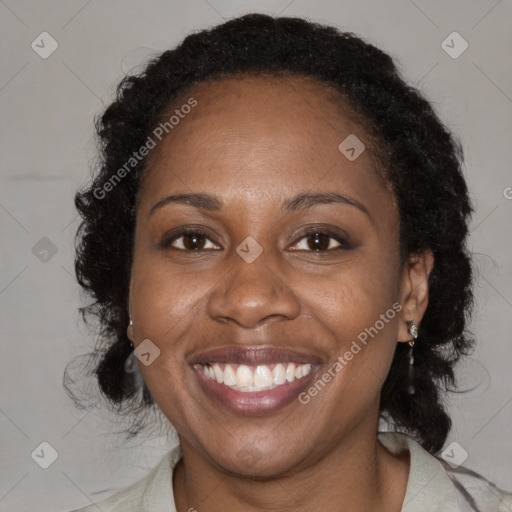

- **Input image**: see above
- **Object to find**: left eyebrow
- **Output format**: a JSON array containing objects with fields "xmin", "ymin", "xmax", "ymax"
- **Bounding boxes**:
[
  {"xmin": 148, "ymin": 191, "xmax": 371, "ymax": 221},
  {"xmin": 282, "ymin": 192, "xmax": 371, "ymax": 220}
]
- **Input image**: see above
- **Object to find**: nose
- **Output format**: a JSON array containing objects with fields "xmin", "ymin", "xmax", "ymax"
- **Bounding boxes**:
[{"xmin": 207, "ymin": 253, "xmax": 301, "ymax": 329}]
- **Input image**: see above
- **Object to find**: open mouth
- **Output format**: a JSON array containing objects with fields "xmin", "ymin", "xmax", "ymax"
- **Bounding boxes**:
[
  {"xmin": 192, "ymin": 362, "xmax": 320, "ymax": 416},
  {"xmin": 193, "ymin": 362, "xmax": 313, "ymax": 392},
  {"xmin": 189, "ymin": 346, "xmax": 322, "ymax": 415}
]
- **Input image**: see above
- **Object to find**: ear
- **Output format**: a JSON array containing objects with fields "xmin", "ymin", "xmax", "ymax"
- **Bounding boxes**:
[{"xmin": 397, "ymin": 249, "xmax": 434, "ymax": 343}]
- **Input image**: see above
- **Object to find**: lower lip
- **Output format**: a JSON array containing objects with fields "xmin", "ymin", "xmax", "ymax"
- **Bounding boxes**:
[{"xmin": 192, "ymin": 365, "xmax": 319, "ymax": 416}]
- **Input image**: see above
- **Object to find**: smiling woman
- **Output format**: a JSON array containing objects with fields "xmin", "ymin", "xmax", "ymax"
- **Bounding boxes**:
[{"xmin": 66, "ymin": 13, "xmax": 511, "ymax": 512}]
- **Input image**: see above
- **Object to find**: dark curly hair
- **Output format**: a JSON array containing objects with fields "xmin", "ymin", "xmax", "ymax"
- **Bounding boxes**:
[{"xmin": 66, "ymin": 13, "xmax": 474, "ymax": 453}]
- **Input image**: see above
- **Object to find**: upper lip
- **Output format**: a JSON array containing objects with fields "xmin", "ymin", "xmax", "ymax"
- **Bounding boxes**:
[{"xmin": 188, "ymin": 346, "xmax": 323, "ymax": 366}]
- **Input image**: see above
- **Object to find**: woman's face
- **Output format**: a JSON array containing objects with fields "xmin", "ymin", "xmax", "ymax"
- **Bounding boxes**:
[{"xmin": 129, "ymin": 75, "xmax": 430, "ymax": 477}]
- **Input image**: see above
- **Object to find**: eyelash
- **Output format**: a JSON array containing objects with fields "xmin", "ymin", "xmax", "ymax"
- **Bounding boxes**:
[{"xmin": 161, "ymin": 227, "xmax": 351, "ymax": 253}]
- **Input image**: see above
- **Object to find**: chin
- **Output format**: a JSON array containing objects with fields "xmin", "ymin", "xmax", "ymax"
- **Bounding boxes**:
[{"xmin": 202, "ymin": 439, "xmax": 310, "ymax": 480}]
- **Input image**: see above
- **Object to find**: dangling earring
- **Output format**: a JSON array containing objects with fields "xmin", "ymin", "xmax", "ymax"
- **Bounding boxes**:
[
  {"xmin": 126, "ymin": 317, "xmax": 134, "ymax": 341},
  {"xmin": 125, "ymin": 303, "xmax": 136, "ymax": 373},
  {"xmin": 126, "ymin": 300, "xmax": 134, "ymax": 341},
  {"xmin": 406, "ymin": 320, "xmax": 419, "ymax": 395},
  {"xmin": 124, "ymin": 341, "xmax": 136, "ymax": 373}
]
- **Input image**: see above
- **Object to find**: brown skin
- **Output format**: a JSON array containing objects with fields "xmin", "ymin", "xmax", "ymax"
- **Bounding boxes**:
[{"xmin": 127, "ymin": 75, "xmax": 434, "ymax": 512}]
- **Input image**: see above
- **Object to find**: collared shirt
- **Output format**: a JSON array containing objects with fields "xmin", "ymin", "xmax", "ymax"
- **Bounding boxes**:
[{"xmin": 71, "ymin": 431, "xmax": 512, "ymax": 512}]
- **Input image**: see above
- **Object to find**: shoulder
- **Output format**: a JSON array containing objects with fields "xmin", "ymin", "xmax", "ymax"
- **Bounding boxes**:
[
  {"xmin": 439, "ymin": 459, "xmax": 512, "ymax": 512},
  {"xmin": 68, "ymin": 445, "xmax": 182, "ymax": 512},
  {"xmin": 378, "ymin": 431, "xmax": 512, "ymax": 512}
]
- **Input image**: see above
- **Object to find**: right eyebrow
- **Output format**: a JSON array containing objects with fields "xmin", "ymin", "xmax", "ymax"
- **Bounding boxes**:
[{"xmin": 148, "ymin": 193, "xmax": 222, "ymax": 218}]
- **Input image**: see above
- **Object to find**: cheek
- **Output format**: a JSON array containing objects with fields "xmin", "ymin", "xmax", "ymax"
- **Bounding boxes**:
[
  {"xmin": 128, "ymin": 253, "xmax": 214, "ymax": 397},
  {"xmin": 287, "ymin": 264, "xmax": 400, "ymax": 439},
  {"xmin": 129, "ymin": 260, "xmax": 205, "ymax": 427},
  {"xmin": 131, "ymin": 253, "xmax": 212, "ymax": 341},
  {"xmin": 304, "ymin": 250, "xmax": 399, "ymax": 334},
  {"xmin": 300, "ymin": 252, "xmax": 400, "ymax": 387}
]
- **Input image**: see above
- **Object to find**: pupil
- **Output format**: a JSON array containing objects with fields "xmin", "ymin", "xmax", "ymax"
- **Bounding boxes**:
[
  {"xmin": 184, "ymin": 233, "xmax": 205, "ymax": 250},
  {"xmin": 308, "ymin": 232, "xmax": 329, "ymax": 251}
]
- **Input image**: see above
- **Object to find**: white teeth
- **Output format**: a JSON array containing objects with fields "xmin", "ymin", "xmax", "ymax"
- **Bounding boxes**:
[
  {"xmin": 253, "ymin": 365, "xmax": 273, "ymax": 388},
  {"xmin": 212, "ymin": 363, "xmax": 223, "ymax": 384},
  {"xmin": 272, "ymin": 363, "xmax": 286, "ymax": 385},
  {"xmin": 286, "ymin": 363, "xmax": 296, "ymax": 382},
  {"xmin": 235, "ymin": 365, "xmax": 253, "ymax": 387},
  {"xmin": 200, "ymin": 362, "xmax": 314, "ymax": 392},
  {"xmin": 223, "ymin": 364, "xmax": 236, "ymax": 385}
]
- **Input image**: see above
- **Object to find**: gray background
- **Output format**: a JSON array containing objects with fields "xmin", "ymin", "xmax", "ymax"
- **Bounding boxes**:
[{"xmin": 1, "ymin": 1, "xmax": 511, "ymax": 510}]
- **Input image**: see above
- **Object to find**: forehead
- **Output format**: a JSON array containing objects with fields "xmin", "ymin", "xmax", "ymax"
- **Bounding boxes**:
[{"xmin": 139, "ymin": 74, "xmax": 393, "ymax": 215}]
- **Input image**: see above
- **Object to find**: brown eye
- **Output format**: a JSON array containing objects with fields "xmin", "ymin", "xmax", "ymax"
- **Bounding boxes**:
[
  {"xmin": 182, "ymin": 232, "xmax": 206, "ymax": 250},
  {"xmin": 163, "ymin": 230, "xmax": 220, "ymax": 251},
  {"xmin": 290, "ymin": 229, "xmax": 348, "ymax": 252},
  {"xmin": 306, "ymin": 232, "xmax": 332, "ymax": 251}
]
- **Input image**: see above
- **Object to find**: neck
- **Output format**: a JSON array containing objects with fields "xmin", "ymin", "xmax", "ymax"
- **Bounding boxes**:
[{"xmin": 173, "ymin": 424, "xmax": 409, "ymax": 512}]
